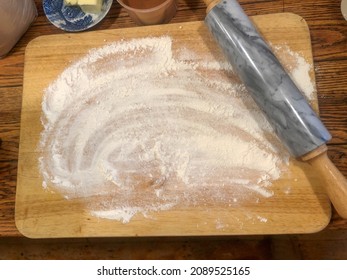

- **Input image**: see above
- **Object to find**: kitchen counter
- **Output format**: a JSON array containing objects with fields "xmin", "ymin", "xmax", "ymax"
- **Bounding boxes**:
[{"xmin": 0, "ymin": 0, "xmax": 346, "ymax": 259}]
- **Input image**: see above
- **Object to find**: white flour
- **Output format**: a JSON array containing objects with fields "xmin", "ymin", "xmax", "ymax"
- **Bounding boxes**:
[
  {"xmin": 272, "ymin": 44, "xmax": 316, "ymax": 100},
  {"xmin": 39, "ymin": 36, "xmax": 314, "ymax": 223}
]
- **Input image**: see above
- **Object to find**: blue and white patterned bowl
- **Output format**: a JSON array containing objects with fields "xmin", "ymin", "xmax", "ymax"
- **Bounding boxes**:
[{"xmin": 43, "ymin": 0, "xmax": 113, "ymax": 32}]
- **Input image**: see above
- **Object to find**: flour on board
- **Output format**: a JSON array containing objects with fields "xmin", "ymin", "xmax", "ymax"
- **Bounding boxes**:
[{"xmin": 39, "ymin": 36, "xmax": 315, "ymax": 223}]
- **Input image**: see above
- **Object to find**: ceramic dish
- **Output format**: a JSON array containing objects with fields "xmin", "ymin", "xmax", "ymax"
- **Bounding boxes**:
[{"xmin": 43, "ymin": 0, "xmax": 113, "ymax": 32}]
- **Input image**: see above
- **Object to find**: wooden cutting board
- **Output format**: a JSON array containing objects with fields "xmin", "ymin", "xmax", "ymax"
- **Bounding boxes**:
[{"xmin": 16, "ymin": 13, "xmax": 331, "ymax": 238}]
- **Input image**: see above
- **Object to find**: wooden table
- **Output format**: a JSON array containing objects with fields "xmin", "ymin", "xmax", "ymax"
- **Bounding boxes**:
[{"xmin": 0, "ymin": 0, "xmax": 346, "ymax": 259}]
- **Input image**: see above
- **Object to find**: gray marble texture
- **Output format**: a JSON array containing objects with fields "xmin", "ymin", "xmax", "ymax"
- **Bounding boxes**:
[{"xmin": 205, "ymin": 0, "xmax": 331, "ymax": 157}]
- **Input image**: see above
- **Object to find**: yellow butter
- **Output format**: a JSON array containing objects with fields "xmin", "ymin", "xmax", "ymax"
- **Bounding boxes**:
[
  {"xmin": 79, "ymin": 0, "xmax": 102, "ymax": 14},
  {"xmin": 78, "ymin": 0, "xmax": 99, "ymax": 5},
  {"xmin": 64, "ymin": 0, "xmax": 102, "ymax": 14},
  {"xmin": 64, "ymin": 0, "xmax": 78, "ymax": 5}
]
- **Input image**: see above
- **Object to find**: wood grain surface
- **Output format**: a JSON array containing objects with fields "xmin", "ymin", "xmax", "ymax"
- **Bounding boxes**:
[
  {"xmin": 0, "ymin": 0, "xmax": 347, "ymax": 259},
  {"xmin": 15, "ymin": 14, "xmax": 330, "ymax": 238}
]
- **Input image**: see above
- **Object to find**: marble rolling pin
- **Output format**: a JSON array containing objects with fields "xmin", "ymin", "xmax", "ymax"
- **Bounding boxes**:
[{"xmin": 203, "ymin": 0, "xmax": 347, "ymax": 218}]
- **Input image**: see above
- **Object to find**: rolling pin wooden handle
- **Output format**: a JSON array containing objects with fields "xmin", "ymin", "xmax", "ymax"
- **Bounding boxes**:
[
  {"xmin": 302, "ymin": 145, "xmax": 347, "ymax": 218},
  {"xmin": 203, "ymin": 0, "xmax": 220, "ymax": 13}
]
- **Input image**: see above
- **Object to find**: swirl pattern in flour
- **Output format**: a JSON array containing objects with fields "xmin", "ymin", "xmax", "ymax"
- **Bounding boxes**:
[{"xmin": 39, "ymin": 36, "xmax": 292, "ymax": 223}]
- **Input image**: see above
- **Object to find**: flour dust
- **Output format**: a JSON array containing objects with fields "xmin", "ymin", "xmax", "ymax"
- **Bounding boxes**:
[{"xmin": 39, "ymin": 36, "xmax": 315, "ymax": 224}]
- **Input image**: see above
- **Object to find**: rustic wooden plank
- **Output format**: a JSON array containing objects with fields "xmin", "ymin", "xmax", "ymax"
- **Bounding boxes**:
[
  {"xmin": 0, "ymin": 236, "xmax": 272, "ymax": 260},
  {"xmin": 0, "ymin": 136, "xmax": 19, "ymax": 162},
  {"xmin": 272, "ymin": 229, "xmax": 347, "ymax": 259},
  {"xmin": 0, "ymin": 87, "xmax": 22, "ymax": 113},
  {"xmin": 0, "ymin": 159, "xmax": 18, "ymax": 237},
  {"xmin": 241, "ymin": 0, "xmax": 284, "ymax": 15},
  {"xmin": 284, "ymin": 0, "xmax": 345, "ymax": 22},
  {"xmin": 315, "ymin": 61, "xmax": 347, "ymax": 98},
  {"xmin": 311, "ymin": 25, "xmax": 347, "ymax": 62},
  {"xmin": 284, "ymin": 0, "xmax": 347, "ymax": 61},
  {"xmin": 327, "ymin": 145, "xmax": 347, "ymax": 174},
  {"xmin": 0, "ymin": 86, "xmax": 21, "ymax": 163},
  {"xmin": 0, "ymin": 55, "xmax": 25, "ymax": 87}
]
